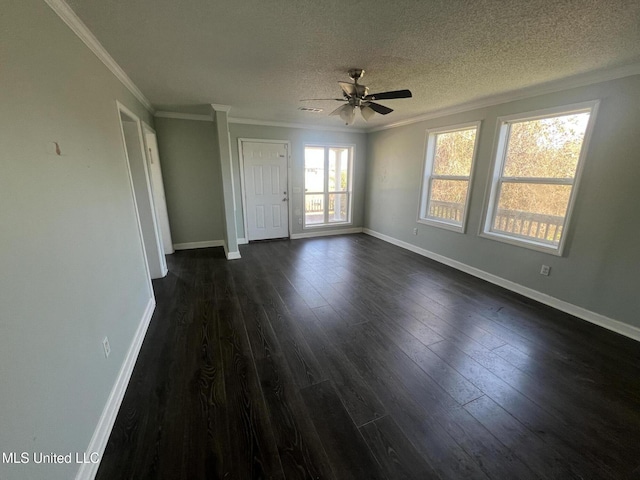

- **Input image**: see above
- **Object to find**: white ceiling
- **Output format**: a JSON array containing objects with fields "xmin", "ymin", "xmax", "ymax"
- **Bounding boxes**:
[{"xmin": 65, "ymin": 0, "xmax": 640, "ymax": 128}]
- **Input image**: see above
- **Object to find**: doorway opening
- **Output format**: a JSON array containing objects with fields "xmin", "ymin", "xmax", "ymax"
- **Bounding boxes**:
[
  {"xmin": 117, "ymin": 102, "xmax": 167, "ymax": 279},
  {"xmin": 142, "ymin": 123, "xmax": 174, "ymax": 255}
]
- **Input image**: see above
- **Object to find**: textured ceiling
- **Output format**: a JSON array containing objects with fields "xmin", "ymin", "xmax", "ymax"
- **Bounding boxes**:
[{"xmin": 66, "ymin": 0, "xmax": 640, "ymax": 127}]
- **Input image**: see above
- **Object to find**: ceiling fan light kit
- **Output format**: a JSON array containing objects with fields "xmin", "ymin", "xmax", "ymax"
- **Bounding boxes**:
[{"xmin": 301, "ymin": 68, "xmax": 412, "ymax": 125}]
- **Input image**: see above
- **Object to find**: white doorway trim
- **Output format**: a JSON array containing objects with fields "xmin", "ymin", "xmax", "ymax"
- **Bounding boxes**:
[
  {"xmin": 116, "ymin": 101, "xmax": 167, "ymax": 279},
  {"xmin": 238, "ymin": 138, "xmax": 292, "ymax": 241},
  {"xmin": 141, "ymin": 122, "xmax": 174, "ymax": 255}
]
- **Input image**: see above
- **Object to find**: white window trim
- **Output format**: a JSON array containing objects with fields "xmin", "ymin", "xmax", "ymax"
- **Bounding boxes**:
[
  {"xmin": 417, "ymin": 120, "xmax": 481, "ymax": 233},
  {"xmin": 303, "ymin": 143, "xmax": 355, "ymax": 229},
  {"xmin": 479, "ymin": 100, "xmax": 600, "ymax": 256}
]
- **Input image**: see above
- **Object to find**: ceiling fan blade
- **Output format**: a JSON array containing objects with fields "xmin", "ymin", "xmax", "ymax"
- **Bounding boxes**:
[
  {"xmin": 339, "ymin": 105, "xmax": 356, "ymax": 125},
  {"xmin": 364, "ymin": 89, "xmax": 412, "ymax": 101},
  {"xmin": 301, "ymin": 98, "xmax": 345, "ymax": 101},
  {"xmin": 367, "ymin": 102, "xmax": 394, "ymax": 115},
  {"xmin": 330, "ymin": 104, "xmax": 350, "ymax": 116},
  {"xmin": 338, "ymin": 81, "xmax": 356, "ymax": 97},
  {"xmin": 360, "ymin": 105, "xmax": 376, "ymax": 121}
]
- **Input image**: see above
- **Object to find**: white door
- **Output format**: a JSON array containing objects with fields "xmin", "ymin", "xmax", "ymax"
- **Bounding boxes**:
[
  {"xmin": 143, "ymin": 126, "xmax": 174, "ymax": 254},
  {"xmin": 242, "ymin": 141, "xmax": 289, "ymax": 241}
]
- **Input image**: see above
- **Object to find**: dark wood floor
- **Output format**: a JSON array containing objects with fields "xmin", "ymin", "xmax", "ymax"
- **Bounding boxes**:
[{"xmin": 97, "ymin": 234, "xmax": 640, "ymax": 479}]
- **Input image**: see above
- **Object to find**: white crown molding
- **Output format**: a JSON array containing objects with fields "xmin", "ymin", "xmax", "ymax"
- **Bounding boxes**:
[
  {"xmin": 155, "ymin": 111, "xmax": 213, "ymax": 122},
  {"xmin": 44, "ymin": 0, "xmax": 154, "ymax": 113},
  {"xmin": 229, "ymin": 116, "xmax": 367, "ymax": 134},
  {"xmin": 369, "ymin": 62, "xmax": 640, "ymax": 133},
  {"xmin": 46, "ymin": 0, "xmax": 636, "ymax": 136},
  {"xmin": 75, "ymin": 297, "xmax": 155, "ymax": 480},
  {"xmin": 363, "ymin": 228, "xmax": 640, "ymax": 342},
  {"xmin": 211, "ymin": 103, "xmax": 232, "ymax": 113}
]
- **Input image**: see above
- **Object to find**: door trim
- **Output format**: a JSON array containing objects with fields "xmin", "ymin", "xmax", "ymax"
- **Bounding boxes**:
[
  {"xmin": 141, "ymin": 121, "xmax": 175, "ymax": 255},
  {"xmin": 115, "ymin": 101, "xmax": 167, "ymax": 281},
  {"xmin": 238, "ymin": 138, "xmax": 292, "ymax": 241}
]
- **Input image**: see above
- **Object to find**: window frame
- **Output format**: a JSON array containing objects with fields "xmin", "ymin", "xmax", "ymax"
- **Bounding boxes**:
[
  {"xmin": 480, "ymin": 100, "xmax": 600, "ymax": 256},
  {"xmin": 417, "ymin": 121, "xmax": 482, "ymax": 233},
  {"xmin": 303, "ymin": 144, "xmax": 355, "ymax": 229}
]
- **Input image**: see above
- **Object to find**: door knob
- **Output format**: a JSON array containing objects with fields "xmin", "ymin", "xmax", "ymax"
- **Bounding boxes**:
[{"xmin": 282, "ymin": 197, "xmax": 288, "ymax": 202}]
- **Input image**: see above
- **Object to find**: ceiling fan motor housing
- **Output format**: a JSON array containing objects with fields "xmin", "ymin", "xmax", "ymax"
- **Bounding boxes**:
[{"xmin": 348, "ymin": 68, "xmax": 365, "ymax": 81}]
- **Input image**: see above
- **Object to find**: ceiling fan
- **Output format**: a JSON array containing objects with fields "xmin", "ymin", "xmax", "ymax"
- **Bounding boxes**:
[{"xmin": 301, "ymin": 69, "xmax": 412, "ymax": 125}]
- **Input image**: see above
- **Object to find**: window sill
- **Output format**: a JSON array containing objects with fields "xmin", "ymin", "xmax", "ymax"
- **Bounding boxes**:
[
  {"xmin": 417, "ymin": 217, "xmax": 466, "ymax": 233},
  {"xmin": 303, "ymin": 221, "xmax": 353, "ymax": 230},
  {"xmin": 479, "ymin": 230, "xmax": 564, "ymax": 256}
]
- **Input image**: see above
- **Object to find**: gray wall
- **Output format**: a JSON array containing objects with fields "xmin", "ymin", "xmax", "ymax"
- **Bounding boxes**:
[
  {"xmin": 154, "ymin": 117, "xmax": 225, "ymax": 244},
  {"xmin": 228, "ymin": 124, "xmax": 367, "ymax": 238},
  {"xmin": 0, "ymin": 1, "xmax": 155, "ymax": 479},
  {"xmin": 365, "ymin": 75, "xmax": 640, "ymax": 329}
]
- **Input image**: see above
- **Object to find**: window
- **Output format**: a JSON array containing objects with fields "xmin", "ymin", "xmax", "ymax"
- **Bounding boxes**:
[
  {"xmin": 418, "ymin": 122, "xmax": 480, "ymax": 232},
  {"xmin": 482, "ymin": 101, "xmax": 599, "ymax": 255},
  {"xmin": 304, "ymin": 145, "xmax": 353, "ymax": 227}
]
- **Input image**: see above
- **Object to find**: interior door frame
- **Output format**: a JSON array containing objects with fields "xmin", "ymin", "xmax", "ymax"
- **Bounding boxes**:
[
  {"xmin": 116, "ymin": 101, "xmax": 167, "ymax": 279},
  {"xmin": 238, "ymin": 138, "xmax": 292, "ymax": 241},
  {"xmin": 141, "ymin": 121, "xmax": 174, "ymax": 254}
]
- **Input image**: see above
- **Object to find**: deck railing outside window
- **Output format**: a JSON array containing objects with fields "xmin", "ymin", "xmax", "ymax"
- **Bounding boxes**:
[{"xmin": 429, "ymin": 200, "xmax": 564, "ymax": 245}]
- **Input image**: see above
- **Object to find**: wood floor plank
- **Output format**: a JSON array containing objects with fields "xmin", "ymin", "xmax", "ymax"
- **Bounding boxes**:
[
  {"xmin": 299, "ymin": 310, "xmax": 386, "ymax": 427},
  {"xmin": 341, "ymin": 332, "xmax": 490, "ymax": 479},
  {"xmin": 189, "ymin": 281, "xmax": 230, "ymax": 478},
  {"xmin": 215, "ymin": 267, "xmax": 285, "ymax": 479},
  {"xmin": 235, "ymin": 273, "xmax": 336, "ymax": 479},
  {"xmin": 343, "ymin": 322, "xmax": 538, "ymax": 480},
  {"xmin": 428, "ymin": 339, "xmax": 619, "ymax": 478},
  {"xmin": 441, "ymin": 328, "xmax": 640, "ymax": 466},
  {"xmin": 299, "ymin": 380, "xmax": 384, "ymax": 480},
  {"xmin": 371, "ymin": 317, "xmax": 483, "ymax": 405},
  {"xmin": 232, "ymin": 262, "xmax": 327, "ymax": 389},
  {"xmin": 464, "ymin": 395, "xmax": 580, "ymax": 479},
  {"xmin": 359, "ymin": 415, "xmax": 441, "ymax": 479},
  {"xmin": 97, "ymin": 236, "xmax": 640, "ymax": 480},
  {"xmin": 243, "ymin": 257, "xmax": 387, "ymax": 428},
  {"xmin": 97, "ymin": 259, "xmax": 185, "ymax": 479}
]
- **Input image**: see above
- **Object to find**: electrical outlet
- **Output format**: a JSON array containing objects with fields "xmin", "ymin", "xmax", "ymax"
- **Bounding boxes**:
[
  {"xmin": 540, "ymin": 265, "xmax": 551, "ymax": 276},
  {"xmin": 102, "ymin": 337, "xmax": 111, "ymax": 358},
  {"xmin": 413, "ymin": 227, "xmax": 418, "ymax": 235},
  {"xmin": 298, "ymin": 218, "xmax": 302, "ymax": 225}
]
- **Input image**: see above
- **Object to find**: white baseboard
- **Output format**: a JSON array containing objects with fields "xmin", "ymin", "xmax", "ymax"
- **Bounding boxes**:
[
  {"xmin": 237, "ymin": 237, "xmax": 248, "ymax": 245},
  {"xmin": 290, "ymin": 227, "xmax": 363, "ymax": 240},
  {"xmin": 363, "ymin": 228, "xmax": 640, "ymax": 342},
  {"xmin": 173, "ymin": 240, "xmax": 224, "ymax": 250},
  {"xmin": 76, "ymin": 296, "xmax": 156, "ymax": 480},
  {"xmin": 222, "ymin": 240, "xmax": 242, "ymax": 260}
]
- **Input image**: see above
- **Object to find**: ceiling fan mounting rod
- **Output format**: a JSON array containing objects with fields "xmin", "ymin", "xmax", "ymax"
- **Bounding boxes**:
[{"xmin": 348, "ymin": 68, "xmax": 365, "ymax": 83}]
